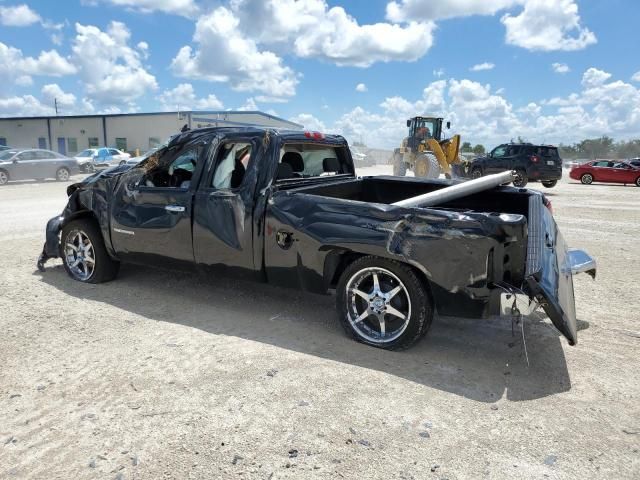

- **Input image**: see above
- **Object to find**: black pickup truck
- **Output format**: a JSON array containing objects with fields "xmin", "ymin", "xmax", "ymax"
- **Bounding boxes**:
[{"xmin": 39, "ymin": 127, "xmax": 595, "ymax": 350}]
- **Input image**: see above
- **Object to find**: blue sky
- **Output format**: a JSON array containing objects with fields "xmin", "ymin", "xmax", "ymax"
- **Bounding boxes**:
[{"xmin": 1, "ymin": 0, "xmax": 639, "ymax": 148}]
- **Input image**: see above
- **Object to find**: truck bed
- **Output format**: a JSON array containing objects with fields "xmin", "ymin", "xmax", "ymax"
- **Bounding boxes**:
[{"xmin": 289, "ymin": 176, "xmax": 531, "ymax": 217}]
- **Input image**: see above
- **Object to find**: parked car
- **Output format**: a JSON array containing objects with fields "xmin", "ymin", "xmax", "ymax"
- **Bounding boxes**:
[
  {"xmin": 74, "ymin": 149, "xmax": 99, "ymax": 173},
  {"xmin": 0, "ymin": 149, "xmax": 79, "ymax": 185},
  {"xmin": 126, "ymin": 146, "xmax": 160, "ymax": 166},
  {"xmin": 74, "ymin": 147, "xmax": 131, "ymax": 172},
  {"xmin": 569, "ymin": 160, "xmax": 640, "ymax": 186},
  {"xmin": 38, "ymin": 127, "xmax": 595, "ymax": 350},
  {"xmin": 455, "ymin": 143, "xmax": 563, "ymax": 188},
  {"xmin": 0, "ymin": 145, "xmax": 11, "ymax": 151},
  {"xmin": 626, "ymin": 158, "xmax": 640, "ymax": 168}
]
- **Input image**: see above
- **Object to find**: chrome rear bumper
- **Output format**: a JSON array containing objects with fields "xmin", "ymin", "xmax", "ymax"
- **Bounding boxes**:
[{"xmin": 567, "ymin": 249, "xmax": 597, "ymax": 279}]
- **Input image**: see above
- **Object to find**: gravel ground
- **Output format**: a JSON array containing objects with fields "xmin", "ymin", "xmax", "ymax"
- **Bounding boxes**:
[{"xmin": 0, "ymin": 169, "xmax": 639, "ymax": 479}]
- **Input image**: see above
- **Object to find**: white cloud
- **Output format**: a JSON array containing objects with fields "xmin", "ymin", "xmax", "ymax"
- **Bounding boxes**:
[
  {"xmin": 101, "ymin": 0, "xmax": 198, "ymax": 16},
  {"xmin": 0, "ymin": 42, "xmax": 76, "ymax": 91},
  {"xmin": 386, "ymin": 0, "xmax": 524, "ymax": 22},
  {"xmin": 581, "ymin": 67, "xmax": 611, "ymax": 87},
  {"xmin": 171, "ymin": 7, "xmax": 298, "ymax": 100},
  {"xmin": 289, "ymin": 113, "xmax": 326, "ymax": 131},
  {"xmin": 0, "ymin": 4, "xmax": 41, "ymax": 26},
  {"xmin": 51, "ymin": 33, "xmax": 64, "ymax": 46},
  {"xmin": 552, "ymin": 62, "xmax": 570, "ymax": 74},
  {"xmin": 71, "ymin": 21, "xmax": 158, "ymax": 106},
  {"xmin": 433, "ymin": 68, "xmax": 445, "ymax": 77},
  {"xmin": 0, "ymin": 95, "xmax": 52, "ymax": 116},
  {"xmin": 387, "ymin": 0, "xmax": 595, "ymax": 52},
  {"xmin": 41, "ymin": 84, "xmax": 77, "ymax": 109},
  {"xmin": 356, "ymin": 83, "xmax": 368, "ymax": 92},
  {"xmin": 158, "ymin": 83, "xmax": 224, "ymax": 110},
  {"xmin": 328, "ymin": 68, "xmax": 640, "ymax": 149},
  {"xmin": 230, "ymin": 0, "xmax": 436, "ymax": 67},
  {"xmin": 632, "ymin": 71, "xmax": 640, "ymax": 83},
  {"xmin": 237, "ymin": 97, "xmax": 259, "ymax": 111},
  {"xmin": 470, "ymin": 62, "xmax": 495, "ymax": 71},
  {"xmin": 502, "ymin": 0, "xmax": 596, "ymax": 51}
]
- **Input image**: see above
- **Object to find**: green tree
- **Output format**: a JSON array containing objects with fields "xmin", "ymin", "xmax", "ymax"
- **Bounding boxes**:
[
  {"xmin": 461, "ymin": 141, "xmax": 472, "ymax": 151},
  {"xmin": 472, "ymin": 144, "xmax": 485, "ymax": 155},
  {"xmin": 576, "ymin": 136, "xmax": 614, "ymax": 159}
]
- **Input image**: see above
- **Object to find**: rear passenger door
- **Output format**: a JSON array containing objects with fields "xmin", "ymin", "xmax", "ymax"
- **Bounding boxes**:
[{"xmin": 193, "ymin": 135, "xmax": 260, "ymax": 276}]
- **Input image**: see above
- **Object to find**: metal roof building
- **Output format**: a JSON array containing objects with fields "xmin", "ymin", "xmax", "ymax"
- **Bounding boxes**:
[{"xmin": 0, "ymin": 111, "xmax": 302, "ymax": 156}]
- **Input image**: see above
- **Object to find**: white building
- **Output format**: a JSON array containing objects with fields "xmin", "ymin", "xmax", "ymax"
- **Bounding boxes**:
[{"xmin": 0, "ymin": 111, "xmax": 302, "ymax": 156}]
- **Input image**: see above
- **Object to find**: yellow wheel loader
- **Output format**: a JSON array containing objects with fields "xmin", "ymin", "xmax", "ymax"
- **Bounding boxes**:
[{"xmin": 392, "ymin": 116, "xmax": 462, "ymax": 179}]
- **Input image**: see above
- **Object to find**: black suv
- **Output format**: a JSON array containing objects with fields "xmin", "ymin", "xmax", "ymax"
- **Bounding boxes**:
[{"xmin": 457, "ymin": 143, "xmax": 563, "ymax": 188}]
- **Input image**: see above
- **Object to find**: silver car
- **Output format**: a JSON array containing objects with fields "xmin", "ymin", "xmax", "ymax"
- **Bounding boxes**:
[{"xmin": 0, "ymin": 149, "xmax": 80, "ymax": 185}]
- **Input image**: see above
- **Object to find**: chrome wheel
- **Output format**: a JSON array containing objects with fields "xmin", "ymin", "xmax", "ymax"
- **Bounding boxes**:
[
  {"xmin": 345, "ymin": 267, "xmax": 411, "ymax": 344},
  {"xmin": 0, "ymin": 170, "xmax": 8, "ymax": 185},
  {"xmin": 471, "ymin": 168, "xmax": 482, "ymax": 179},
  {"xmin": 56, "ymin": 168, "xmax": 70, "ymax": 181},
  {"xmin": 581, "ymin": 173, "xmax": 593, "ymax": 185},
  {"xmin": 63, "ymin": 229, "xmax": 96, "ymax": 281}
]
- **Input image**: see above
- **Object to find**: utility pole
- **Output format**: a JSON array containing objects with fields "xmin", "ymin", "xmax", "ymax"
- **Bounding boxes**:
[{"xmin": 54, "ymin": 98, "xmax": 58, "ymax": 115}]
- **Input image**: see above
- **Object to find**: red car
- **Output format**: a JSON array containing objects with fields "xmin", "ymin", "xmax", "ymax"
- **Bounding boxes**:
[{"xmin": 570, "ymin": 160, "xmax": 640, "ymax": 187}]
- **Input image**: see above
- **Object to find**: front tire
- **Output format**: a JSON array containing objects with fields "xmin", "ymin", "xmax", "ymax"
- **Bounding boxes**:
[
  {"xmin": 414, "ymin": 153, "xmax": 440, "ymax": 179},
  {"xmin": 542, "ymin": 180, "xmax": 558, "ymax": 188},
  {"xmin": 0, "ymin": 169, "xmax": 9, "ymax": 185},
  {"xmin": 56, "ymin": 167, "xmax": 70, "ymax": 182},
  {"xmin": 581, "ymin": 173, "xmax": 593, "ymax": 185},
  {"xmin": 635, "ymin": 176, "xmax": 640, "ymax": 187},
  {"xmin": 60, "ymin": 219, "xmax": 119, "ymax": 283},
  {"xmin": 336, "ymin": 256, "xmax": 433, "ymax": 350},
  {"xmin": 471, "ymin": 167, "xmax": 482, "ymax": 179}
]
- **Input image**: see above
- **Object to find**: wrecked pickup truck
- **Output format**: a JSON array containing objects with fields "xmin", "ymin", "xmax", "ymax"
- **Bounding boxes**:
[{"xmin": 38, "ymin": 127, "xmax": 596, "ymax": 350}]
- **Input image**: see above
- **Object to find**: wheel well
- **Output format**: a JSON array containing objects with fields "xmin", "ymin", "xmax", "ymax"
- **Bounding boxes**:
[
  {"xmin": 64, "ymin": 210, "xmax": 99, "ymax": 227},
  {"xmin": 326, "ymin": 251, "xmax": 434, "ymax": 301}
]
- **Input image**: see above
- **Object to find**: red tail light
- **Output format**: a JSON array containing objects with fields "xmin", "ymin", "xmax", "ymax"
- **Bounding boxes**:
[
  {"xmin": 530, "ymin": 155, "xmax": 539, "ymax": 163},
  {"xmin": 304, "ymin": 131, "xmax": 325, "ymax": 140}
]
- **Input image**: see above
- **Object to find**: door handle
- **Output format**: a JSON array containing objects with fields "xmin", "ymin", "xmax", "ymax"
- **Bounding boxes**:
[{"xmin": 165, "ymin": 205, "xmax": 186, "ymax": 213}]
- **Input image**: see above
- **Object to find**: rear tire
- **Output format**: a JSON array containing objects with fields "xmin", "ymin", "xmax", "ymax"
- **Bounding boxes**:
[
  {"xmin": 0, "ymin": 169, "xmax": 9, "ymax": 185},
  {"xmin": 542, "ymin": 180, "xmax": 557, "ymax": 188},
  {"xmin": 336, "ymin": 256, "xmax": 433, "ymax": 350},
  {"xmin": 635, "ymin": 176, "xmax": 640, "ymax": 187},
  {"xmin": 392, "ymin": 151, "xmax": 406, "ymax": 176},
  {"xmin": 513, "ymin": 170, "xmax": 528, "ymax": 188},
  {"xmin": 471, "ymin": 167, "xmax": 482, "ymax": 179},
  {"xmin": 581, "ymin": 173, "xmax": 593, "ymax": 185},
  {"xmin": 56, "ymin": 167, "xmax": 70, "ymax": 182},
  {"xmin": 60, "ymin": 218, "xmax": 119, "ymax": 284}
]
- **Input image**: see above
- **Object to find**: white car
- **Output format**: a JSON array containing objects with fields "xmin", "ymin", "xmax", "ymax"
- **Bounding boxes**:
[{"xmin": 75, "ymin": 147, "xmax": 131, "ymax": 172}]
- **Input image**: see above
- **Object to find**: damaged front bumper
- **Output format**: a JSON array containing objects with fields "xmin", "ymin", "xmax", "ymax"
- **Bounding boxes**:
[{"xmin": 36, "ymin": 215, "xmax": 66, "ymax": 271}]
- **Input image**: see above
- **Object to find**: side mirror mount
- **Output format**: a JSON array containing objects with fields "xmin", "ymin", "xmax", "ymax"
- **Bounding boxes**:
[{"xmin": 446, "ymin": 121, "xmax": 451, "ymax": 129}]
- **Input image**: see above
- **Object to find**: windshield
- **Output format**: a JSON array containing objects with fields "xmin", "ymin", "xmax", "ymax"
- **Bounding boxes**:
[
  {"xmin": 77, "ymin": 149, "xmax": 95, "ymax": 157},
  {"xmin": 412, "ymin": 118, "xmax": 437, "ymax": 139}
]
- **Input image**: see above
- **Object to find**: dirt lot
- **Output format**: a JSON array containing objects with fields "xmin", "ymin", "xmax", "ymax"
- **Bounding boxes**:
[{"xmin": 1, "ymin": 169, "xmax": 639, "ymax": 479}]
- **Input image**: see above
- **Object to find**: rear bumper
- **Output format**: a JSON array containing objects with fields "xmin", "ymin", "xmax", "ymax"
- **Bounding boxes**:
[{"xmin": 529, "ymin": 168, "xmax": 562, "ymax": 181}]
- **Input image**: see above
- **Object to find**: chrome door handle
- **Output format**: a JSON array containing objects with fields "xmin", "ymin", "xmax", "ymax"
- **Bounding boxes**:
[{"xmin": 165, "ymin": 205, "xmax": 185, "ymax": 213}]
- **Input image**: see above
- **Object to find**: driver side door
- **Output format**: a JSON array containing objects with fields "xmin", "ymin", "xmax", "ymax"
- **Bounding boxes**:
[
  {"xmin": 109, "ymin": 137, "xmax": 211, "ymax": 267},
  {"xmin": 485, "ymin": 145, "xmax": 507, "ymax": 173}
]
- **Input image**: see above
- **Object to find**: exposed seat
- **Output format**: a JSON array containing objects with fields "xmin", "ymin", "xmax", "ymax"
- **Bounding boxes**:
[{"xmin": 282, "ymin": 152, "xmax": 304, "ymax": 173}]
